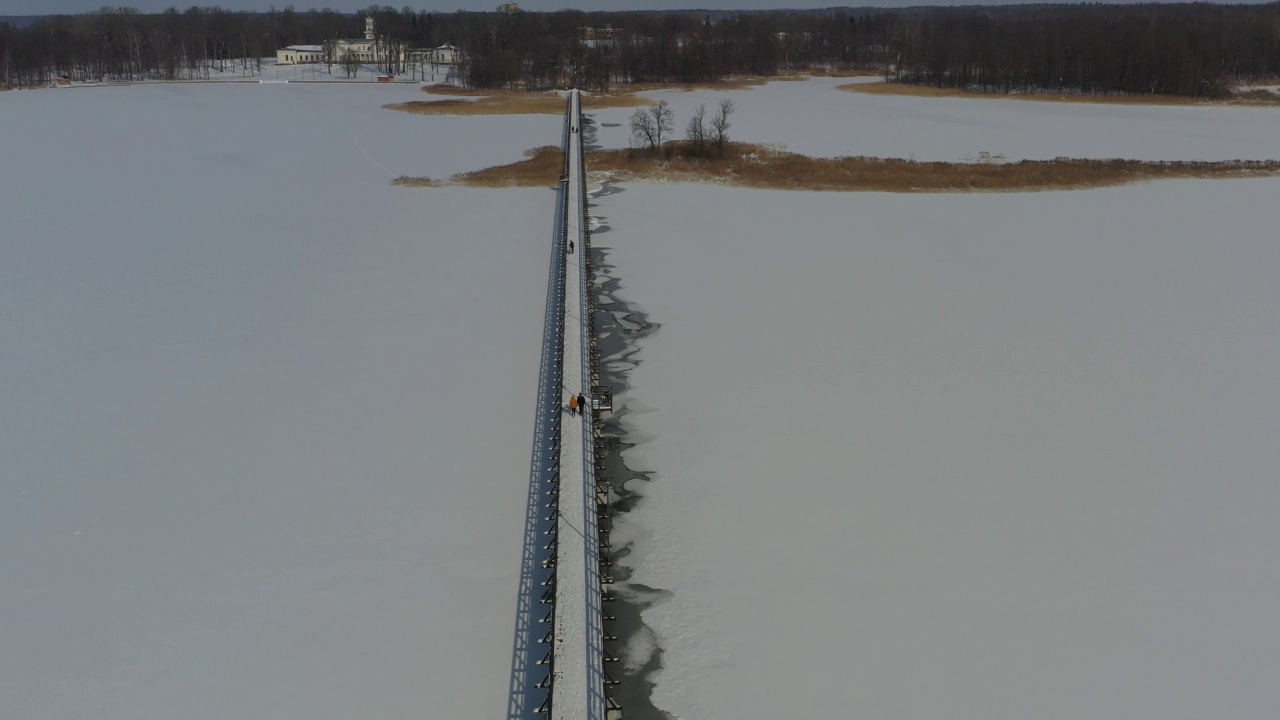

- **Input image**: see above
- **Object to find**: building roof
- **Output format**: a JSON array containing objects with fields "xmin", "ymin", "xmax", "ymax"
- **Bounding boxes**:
[{"xmin": 284, "ymin": 45, "xmax": 324, "ymax": 52}]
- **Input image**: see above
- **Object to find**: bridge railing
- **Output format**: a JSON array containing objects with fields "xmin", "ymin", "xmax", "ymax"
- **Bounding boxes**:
[
  {"xmin": 507, "ymin": 94, "xmax": 573, "ymax": 720},
  {"xmin": 519, "ymin": 91, "xmax": 623, "ymax": 720}
]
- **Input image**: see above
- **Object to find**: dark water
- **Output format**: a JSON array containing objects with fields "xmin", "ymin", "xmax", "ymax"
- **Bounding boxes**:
[
  {"xmin": 583, "ymin": 107, "xmax": 671, "ymax": 720},
  {"xmin": 591, "ymin": 236, "xmax": 673, "ymax": 720}
]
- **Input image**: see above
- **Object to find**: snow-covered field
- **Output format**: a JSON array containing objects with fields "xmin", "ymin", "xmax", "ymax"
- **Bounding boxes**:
[
  {"xmin": 48, "ymin": 57, "xmax": 447, "ymax": 84},
  {"xmin": 5, "ymin": 74, "xmax": 1279, "ymax": 720},
  {"xmin": 597, "ymin": 181, "xmax": 1280, "ymax": 719},
  {"xmin": 589, "ymin": 76, "xmax": 1280, "ymax": 162},
  {"xmin": 1, "ymin": 84, "xmax": 557, "ymax": 719}
]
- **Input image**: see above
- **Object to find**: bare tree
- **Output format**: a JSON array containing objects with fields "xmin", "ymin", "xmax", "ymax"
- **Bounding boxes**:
[
  {"xmin": 685, "ymin": 103, "xmax": 708, "ymax": 153},
  {"xmin": 649, "ymin": 99, "xmax": 674, "ymax": 153},
  {"xmin": 342, "ymin": 50, "xmax": 362, "ymax": 79},
  {"xmin": 629, "ymin": 107, "xmax": 658, "ymax": 151},
  {"xmin": 711, "ymin": 98, "xmax": 735, "ymax": 153},
  {"xmin": 324, "ymin": 39, "xmax": 336, "ymax": 75},
  {"xmin": 124, "ymin": 25, "xmax": 145, "ymax": 80}
]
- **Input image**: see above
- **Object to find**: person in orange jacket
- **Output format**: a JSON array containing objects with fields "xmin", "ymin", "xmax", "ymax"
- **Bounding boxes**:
[{"xmin": 568, "ymin": 394, "xmax": 579, "ymax": 416}]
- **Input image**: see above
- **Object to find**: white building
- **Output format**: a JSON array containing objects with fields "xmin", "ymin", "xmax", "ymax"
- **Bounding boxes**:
[
  {"xmin": 428, "ymin": 45, "xmax": 461, "ymax": 65},
  {"xmin": 330, "ymin": 17, "xmax": 379, "ymax": 64},
  {"xmin": 275, "ymin": 18, "xmax": 380, "ymax": 66},
  {"xmin": 276, "ymin": 18, "xmax": 459, "ymax": 69},
  {"xmin": 276, "ymin": 44, "xmax": 324, "ymax": 65}
]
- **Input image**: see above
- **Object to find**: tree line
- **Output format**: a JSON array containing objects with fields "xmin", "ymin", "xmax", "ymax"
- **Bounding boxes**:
[
  {"xmin": 891, "ymin": 4, "xmax": 1280, "ymax": 97},
  {"xmin": 4, "ymin": 4, "xmax": 1280, "ymax": 98},
  {"xmin": 0, "ymin": 5, "xmax": 443, "ymax": 85}
]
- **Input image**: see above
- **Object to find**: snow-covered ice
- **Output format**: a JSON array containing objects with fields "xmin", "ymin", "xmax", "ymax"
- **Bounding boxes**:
[
  {"xmin": 6, "ymin": 73, "xmax": 1280, "ymax": 720},
  {"xmin": 595, "ymin": 179, "xmax": 1280, "ymax": 720},
  {"xmin": 1, "ymin": 83, "xmax": 558, "ymax": 719},
  {"xmin": 589, "ymin": 76, "xmax": 1280, "ymax": 162}
]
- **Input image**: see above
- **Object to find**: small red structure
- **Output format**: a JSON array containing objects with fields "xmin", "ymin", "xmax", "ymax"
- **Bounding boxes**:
[
  {"xmin": 376, "ymin": 75, "xmax": 394, "ymax": 83},
  {"xmin": 56, "ymin": 74, "xmax": 73, "ymax": 86}
]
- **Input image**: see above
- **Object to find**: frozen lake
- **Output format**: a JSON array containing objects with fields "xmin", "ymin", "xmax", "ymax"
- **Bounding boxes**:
[
  {"xmin": 589, "ymin": 76, "xmax": 1280, "ymax": 162},
  {"xmin": 4, "ymin": 77, "xmax": 1279, "ymax": 720},
  {"xmin": 595, "ymin": 179, "xmax": 1280, "ymax": 720},
  {"xmin": 1, "ymin": 83, "xmax": 557, "ymax": 719}
]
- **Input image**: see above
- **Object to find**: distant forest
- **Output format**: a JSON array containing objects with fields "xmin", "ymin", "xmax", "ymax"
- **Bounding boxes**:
[{"xmin": 3, "ymin": 3, "xmax": 1280, "ymax": 97}]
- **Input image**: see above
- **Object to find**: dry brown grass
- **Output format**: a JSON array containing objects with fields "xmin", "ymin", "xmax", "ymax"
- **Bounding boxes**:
[
  {"xmin": 622, "ymin": 68, "xmax": 877, "ymax": 92},
  {"xmin": 421, "ymin": 85, "xmax": 491, "ymax": 97},
  {"xmin": 392, "ymin": 175, "xmax": 446, "ymax": 187},
  {"xmin": 442, "ymin": 142, "xmax": 1280, "ymax": 193},
  {"xmin": 387, "ymin": 96, "xmax": 566, "ymax": 116},
  {"xmin": 387, "ymin": 85, "xmax": 652, "ymax": 116},
  {"xmin": 841, "ymin": 81, "xmax": 1280, "ymax": 107},
  {"xmin": 839, "ymin": 81, "xmax": 1212, "ymax": 106},
  {"xmin": 449, "ymin": 146, "xmax": 565, "ymax": 187}
]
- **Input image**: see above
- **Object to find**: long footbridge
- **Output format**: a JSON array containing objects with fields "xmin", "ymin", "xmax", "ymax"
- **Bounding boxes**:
[{"xmin": 515, "ymin": 89, "xmax": 622, "ymax": 720}]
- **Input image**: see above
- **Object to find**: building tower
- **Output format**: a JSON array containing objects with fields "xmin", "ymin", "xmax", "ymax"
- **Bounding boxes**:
[{"xmin": 365, "ymin": 16, "xmax": 375, "ymax": 41}]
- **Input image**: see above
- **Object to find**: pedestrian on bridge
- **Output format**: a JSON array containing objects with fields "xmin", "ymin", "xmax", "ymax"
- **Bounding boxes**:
[
  {"xmin": 568, "ymin": 394, "xmax": 579, "ymax": 416},
  {"xmin": 577, "ymin": 393, "xmax": 587, "ymax": 415},
  {"xmin": 569, "ymin": 239, "xmax": 575, "ymax": 255}
]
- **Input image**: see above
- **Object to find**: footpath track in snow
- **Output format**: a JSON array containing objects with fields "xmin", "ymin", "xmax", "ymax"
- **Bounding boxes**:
[{"xmin": 521, "ymin": 89, "xmax": 620, "ymax": 720}]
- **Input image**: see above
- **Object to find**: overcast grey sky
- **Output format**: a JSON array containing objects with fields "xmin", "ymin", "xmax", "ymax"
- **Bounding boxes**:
[{"xmin": 3, "ymin": 0, "xmax": 1271, "ymax": 17}]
